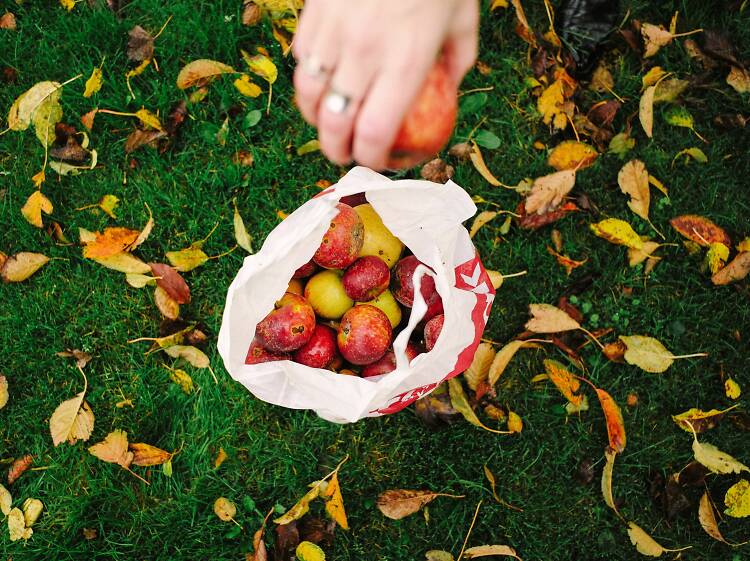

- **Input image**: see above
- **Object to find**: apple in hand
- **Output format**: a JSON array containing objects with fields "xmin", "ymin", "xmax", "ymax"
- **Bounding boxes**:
[
  {"xmin": 354, "ymin": 204, "xmax": 404, "ymax": 268},
  {"xmin": 255, "ymin": 292, "xmax": 316, "ymax": 353},
  {"xmin": 245, "ymin": 337, "xmax": 290, "ymax": 364},
  {"xmin": 313, "ymin": 203, "xmax": 364, "ymax": 269},
  {"xmin": 293, "ymin": 324, "xmax": 340, "ymax": 369},
  {"xmin": 343, "ymin": 256, "xmax": 390, "ymax": 301},
  {"xmin": 388, "ymin": 59, "xmax": 457, "ymax": 169},
  {"xmin": 337, "ymin": 305, "xmax": 392, "ymax": 365},
  {"xmin": 359, "ymin": 289, "xmax": 402, "ymax": 328},
  {"xmin": 424, "ymin": 314, "xmax": 444, "ymax": 351},
  {"xmin": 361, "ymin": 342, "xmax": 421, "ymax": 378},
  {"xmin": 392, "ymin": 255, "xmax": 443, "ymax": 321},
  {"xmin": 304, "ymin": 269, "xmax": 354, "ymax": 319}
]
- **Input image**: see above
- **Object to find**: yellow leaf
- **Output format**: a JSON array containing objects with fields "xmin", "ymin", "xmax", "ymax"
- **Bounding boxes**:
[
  {"xmin": 601, "ymin": 448, "xmax": 619, "ymax": 514},
  {"xmin": 88, "ymin": 429, "xmax": 134, "ymax": 468},
  {"xmin": 737, "ymin": 237, "xmax": 750, "ymax": 252},
  {"xmin": 727, "ymin": 65, "xmax": 750, "ymax": 94},
  {"xmin": 641, "ymin": 23, "xmax": 674, "ymax": 58},
  {"xmin": 166, "ymin": 246, "xmax": 209, "ymax": 272},
  {"xmin": 448, "ymin": 378, "xmax": 509, "ymax": 434},
  {"xmin": 486, "ymin": 270, "xmax": 504, "ymax": 290},
  {"xmin": 0, "ymin": 483, "xmax": 11, "ymax": 516},
  {"xmin": 488, "ymin": 340, "xmax": 538, "ymax": 386},
  {"xmin": 163, "ymin": 345, "xmax": 210, "ymax": 369},
  {"xmin": 589, "ymin": 63, "xmax": 614, "ymax": 93},
  {"xmin": 7, "ymin": 81, "xmax": 61, "ymax": 132},
  {"xmin": 176, "ymin": 59, "xmax": 236, "ymax": 89},
  {"xmin": 98, "ymin": 194, "xmax": 119, "ymax": 218},
  {"xmin": 21, "ymin": 190, "xmax": 53, "ymax": 228},
  {"xmin": 323, "ymin": 471, "xmax": 349, "ymax": 530},
  {"xmin": 724, "ymin": 479, "xmax": 750, "ymax": 518},
  {"xmin": 125, "ymin": 58, "xmax": 151, "ymax": 79},
  {"xmin": 241, "ymin": 50, "xmax": 277, "ymax": 84},
  {"xmin": 705, "ymin": 242, "xmax": 729, "ymax": 274},
  {"xmin": 525, "ymin": 303, "xmax": 580, "ymax": 333},
  {"xmin": 469, "ymin": 210, "xmax": 498, "ymax": 238},
  {"xmin": 49, "ymin": 390, "xmax": 95, "ymax": 446},
  {"xmin": 619, "ymin": 335, "xmax": 674, "ymax": 373},
  {"xmin": 92, "ymin": 252, "xmax": 151, "ymax": 274},
  {"xmin": 135, "ymin": 108, "xmax": 163, "ymax": 131},
  {"xmin": 525, "ymin": 170, "xmax": 576, "ymax": 215},
  {"xmin": 296, "ymin": 541, "xmax": 326, "ymax": 561},
  {"xmin": 725, "ymin": 378, "xmax": 741, "ymax": 400},
  {"xmin": 627, "ymin": 522, "xmax": 666, "ymax": 557},
  {"xmin": 537, "ymin": 79, "xmax": 570, "ymax": 130},
  {"xmin": 628, "ymin": 240, "xmax": 659, "ymax": 267},
  {"xmin": 31, "ymin": 170, "xmax": 46, "ymax": 187},
  {"xmin": 274, "ymin": 485, "xmax": 321, "ymax": 524},
  {"xmin": 214, "ymin": 447, "xmax": 228, "ymax": 469},
  {"xmin": 490, "ymin": 0, "xmax": 509, "ymax": 9},
  {"xmin": 82, "ymin": 227, "xmax": 140, "ymax": 259},
  {"xmin": 463, "ymin": 342, "xmax": 496, "ymax": 390},
  {"xmin": 214, "ymin": 497, "xmax": 237, "ymax": 521},
  {"xmin": 130, "ymin": 203, "xmax": 154, "ymax": 250},
  {"xmin": 22, "ymin": 498, "xmax": 43, "ymax": 527},
  {"xmin": 692, "ymin": 433, "xmax": 750, "ymax": 475},
  {"xmin": 639, "ymin": 85, "xmax": 656, "ymax": 138},
  {"xmin": 507, "ymin": 410, "xmax": 523, "ymax": 433},
  {"xmin": 712, "ymin": 251, "xmax": 750, "ymax": 286},
  {"xmin": 642, "ymin": 66, "xmax": 667, "ymax": 89},
  {"xmin": 8, "ymin": 507, "xmax": 32, "ymax": 541},
  {"xmin": 463, "ymin": 545, "xmax": 521, "ymax": 559},
  {"xmin": 233, "ymin": 199, "xmax": 253, "ymax": 253},
  {"xmin": 297, "ymin": 139, "xmax": 320, "ymax": 155},
  {"xmin": 590, "ymin": 218, "xmax": 644, "ymax": 250},
  {"xmin": 469, "ymin": 141, "xmax": 504, "ymax": 186},
  {"xmin": 60, "ymin": 0, "xmax": 76, "ymax": 10},
  {"xmin": 168, "ymin": 368, "xmax": 194, "ymax": 394},
  {"xmin": 1, "ymin": 252, "xmax": 49, "ymax": 282},
  {"xmin": 0, "ymin": 375, "xmax": 7, "ymax": 411},
  {"xmin": 234, "ymin": 74, "xmax": 262, "ymax": 97},
  {"xmin": 648, "ymin": 174, "xmax": 668, "ymax": 196},
  {"xmin": 618, "ymin": 160, "xmax": 650, "ymax": 221},
  {"xmin": 129, "ymin": 442, "xmax": 172, "ymax": 466},
  {"xmin": 154, "ymin": 285, "xmax": 180, "ymax": 320},
  {"xmin": 672, "ymin": 407, "xmax": 735, "ymax": 433},
  {"xmin": 83, "ymin": 67, "xmax": 103, "ymax": 98},
  {"xmin": 547, "ymin": 141, "xmax": 597, "ymax": 171}
]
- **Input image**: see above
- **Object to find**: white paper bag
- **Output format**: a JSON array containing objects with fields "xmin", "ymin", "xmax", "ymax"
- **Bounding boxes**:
[{"xmin": 218, "ymin": 166, "xmax": 495, "ymax": 423}]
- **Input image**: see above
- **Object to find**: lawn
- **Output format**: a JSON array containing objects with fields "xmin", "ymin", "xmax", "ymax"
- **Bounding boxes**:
[{"xmin": 1, "ymin": 1, "xmax": 749, "ymax": 560}]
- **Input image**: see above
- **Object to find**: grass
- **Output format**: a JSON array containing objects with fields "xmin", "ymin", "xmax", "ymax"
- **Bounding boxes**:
[{"xmin": 1, "ymin": 0, "xmax": 749, "ymax": 559}]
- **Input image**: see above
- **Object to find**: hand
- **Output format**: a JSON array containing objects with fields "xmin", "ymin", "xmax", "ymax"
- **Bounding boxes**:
[{"xmin": 293, "ymin": 0, "xmax": 479, "ymax": 170}]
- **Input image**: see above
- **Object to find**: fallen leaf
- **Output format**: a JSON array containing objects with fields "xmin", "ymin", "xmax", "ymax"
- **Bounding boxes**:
[
  {"xmin": 448, "ymin": 378, "xmax": 508, "ymax": 434},
  {"xmin": 242, "ymin": 1, "xmax": 262, "ymax": 25},
  {"xmin": 21, "ymin": 190, "xmax": 53, "ymax": 228},
  {"xmin": 166, "ymin": 246, "xmax": 210, "ymax": 272},
  {"xmin": 234, "ymin": 74, "xmax": 262, "ymax": 97},
  {"xmin": 672, "ymin": 407, "xmax": 733, "ymax": 433},
  {"xmin": 8, "ymin": 81, "xmax": 64, "ymax": 146},
  {"xmin": 653, "ymin": 78, "xmax": 689, "ymax": 103},
  {"xmin": 154, "ymin": 286, "xmax": 180, "ymax": 319},
  {"xmin": 543, "ymin": 359, "xmax": 584, "ymax": 406},
  {"xmin": 463, "ymin": 342, "xmax": 496, "ymax": 391},
  {"xmin": 507, "ymin": 410, "xmax": 523, "ymax": 433},
  {"xmin": 241, "ymin": 50, "xmax": 278, "ymax": 84},
  {"xmin": 0, "ymin": 12, "xmax": 16, "ymax": 29},
  {"xmin": 0, "ymin": 483, "xmax": 10, "ymax": 515},
  {"xmin": 129, "ymin": 442, "xmax": 172, "ymax": 466},
  {"xmin": 50, "ymin": 386, "xmax": 94, "ymax": 446},
  {"xmin": 727, "ymin": 66, "xmax": 750, "ymax": 94},
  {"xmin": 673, "ymin": 147, "xmax": 708, "ymax": 165},
  {"xmin": 82, "ymin": 227, "xmax": 140, "ymax": 259},
  {"xmin": 486, "ymin": 270, "xmax": 504, "ymax": 289},
  {"xmin": 725, "ymin": 378, "xmax": 741, "ymax": 400},
  {"xmin": 22, "ymin": 498, "xmax": 43, "ymax": 527},
  {"xmin": 163, "ymin": 345, "xmax": 210, "ymax": 369},
  {"xmin": 546, "ymin": 247, "xmax": 587, "ymax": 275},
  {"xmin": 517, "ymin": 201, "xmax": 579, "ymax": 230},
  {"xmin": 596, "ymin": 388, "xmax": 626, "ymax": 453},
  {"xmin": 525, "ymin": 170, "xmax": 576, "ymax": 215},
  {"xmin": 590, "ymin": 218, "xmax": 644, "ymax": 250},
  {"xmin": 274, "ymin": 486, "xmax": 321, "ymax": 525},
  {"xmin": 89, "ymin": 429, "xmax": 134, "ymax": 468},
  {"xmin": 176, "ymin": 59, "xmax": 235, "ymax": 89},
  {"xmin": 376, "ymin": 489, "xmax": 461, "ymax": 520},
  {"xmin": 8, "ymin": 507, "xmax": 31, "ymax": 541},
  {"xmin": 525, "ymin": 303, "xmax": 580, "ymax": 333},
  {"xmin": 426, "ymin": 551, "xmax": 455, "ymax": 561},
  {"xmin": 168, "ymin": 368, "xmax": 194, "ymax": 394},
  {"xmin": 537, "ymin": 79, "xmax": 573, "ymax": 131},
  {"xmin": 692, "ymin": 433, "xmax": 750, "ymax": 475},
  {"xmin": 7, "ymin": 454, "xmax": 32, "ymax": 485},
  {"xmin": 642, "ymin": 67, "xmax": 667, "ymax": 89},
  {"xmin": 323, "ymin": 471, "xmax": 348, "ymax": 530},
  {"xmin": 547, "ymin": 141, "xmax": 597, "ymax": 171},
  {"xmin": 618, "ymin": 160, "xmax": 650, "ymax": 221},
  {"xmin": 670, "ymin": 215, "xmax": 730, "ymax": 247},
  {"xmin": 463, "ymin": 545, "xmax": 521, "ymax": 559},
  {"xmin": 469, "ymin": 211, "xmax": 498, "ymax": 238},
  {"xmin": 641, "ymin": 23, "xmax": 674, "ymax": 57},
  {"xmin": 601, "ymin": 448, "xmax": 619, "ymax": 514},
  {"xmin": 81, "ymin": 109, "xmax": 97, "ymax": 130},
  {"xmin": 724, "ymin": 479, "xmax": 750, "ymax": 518},
  {"xmin": 214, "ymin": 447, "xmax": 228, "ymax": 469},
  {"xmin": 420, "ymin": 158, "xmax": 454, "ymax": 183},
  {"xmin": 608, "ymin": 131, "xmax": 636, "ymax": 157},
  {"xmin": 1, "ymin": 252, "xmax": 49, "ymax": 282},
  {"xmin": 124, "ymin": 129, "xmax": 166, "ymax": 153},
  {"xmin": 712, "ymin": 252, "xmax": 750, "ymax": 285},
  {"xmin": 149, "ymin": 263, "xmax": 190, "ymax": 304},
  {"xmin": 705, "ymin": 242, "xmax": 729, "ymax": 274},
  {"xmin": 92, "ymin": 252, "xmax": 151, "ymax": 274},
  {"xmin": 214, "ymin": 497, "xmax": 237, "ymax": 521},
  {"xmin": 639, "ymin": 85, "xmax": 656, "ymax": 138},
  {"xmin": 296, "ymin": 541, "xmax": 325, "ymax": 561},
  {"xmin": 97, "ymin": 194, "xmax": 119, "ymax": 219},
  {"xmin": 469, "ymin": 141, "xmax": 504, "ymax": 186},
  {"xmin": 627, "ymin": 522, "xmax": 669, "ymax": 557},
  {"xmin": 0, "ymin": 375, "xmax": 7, "ymax": 410},
  {"xmin": 127, "ymin": 25, "xmax": 154, "ymax": 62},
  {"xmin": 488, "ymin": 340, "xmax": 538, "ymax": 386},
  {"xmin": 83, "ymin": 67, "xmax": 103, "ymax": 98},
  {"xmin": 619, "ymin": 335, "xmax": 675, "ymax": 373}
]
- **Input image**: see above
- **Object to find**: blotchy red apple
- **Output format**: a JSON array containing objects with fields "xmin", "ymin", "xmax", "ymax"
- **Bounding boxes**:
[
  {"xmin": 313, "ymin": 203, "xmax": 364, "ymax": 269},
  {"xmin": 342, "ymin": 256, "xmax": 390, "ymax": 301},
  {"xmin": 293, "ymin": 324, "xmax": 339, "ymax": 369},
  {"xmin": 388, "ymin": 59, "xmax": 457, "ymax": 169},
  {"xmin": 255, "ymin": 292, "xmax": 316, "ymax": 353},
  {"xmin": 337, "ymin": 304, "xmax": 392, "ymax": 365},
  {"xmin": 361, "ymin": 343, "xmax": 421, "ymax": 378},
  {"xmin": 293, "ymin": 259, "xmax": 317, "ymax": 279},
  {"xmin": 391, "ymin": 255, "xmax": 443, "ymax": 321},
  {"xmin": 245, "ymin": 338, "xmax": 290, "ymax": 364},
  {"xmin": 424, "ymin": 314, "xmax": 444, "ymax": 351}
]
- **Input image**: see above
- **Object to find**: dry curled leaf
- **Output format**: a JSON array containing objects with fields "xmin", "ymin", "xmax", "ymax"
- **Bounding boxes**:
[
  {"xmin": 627, "ymin": 522, "xmax": 678, "ymax": 557},
  {"xmin": 712, "ymin": 252, "xmax": 750, "ymax": 285},
  {"xmin": 0, "ymin": 12, "xmax": 16, "ymax": 30},
  {"xmin": 601, "ymin": 448, "xmax": 618, "ymax": 514},
  {"xmin": 214, "ymin": 447, "xmax": 228, "ymax": 469},
  {"xmin": 7, "ymin": 454, "xmax": 32, "ymax": 485},
  {"xmin": 420, "ymin": 158, "xmax": 454, "ymax": 183},
  {"xmin": 127, "ymin": 25, "xmax": 154, "ymax": 62},
  {"xmin": 525, "ymin": 303, "xmax": 580, "ymax": 333},
  {"xmin": 448, "ymin": 378, "xmax": 508, "ymax": 434},
  {"xmin": 0, "ymin": 483, "xmax": 11, "ymax": 516},
  {"xmin": 176, "ymin": 59, "xmax": 235, "ymax": 89},
  {"xmin": 543, "ymin": 359, "xmax": 584, "ymax": 406},
  {"xmin": 463, "ymin": 545, "xmax": 521, "ymax": 559},
  {"xmin": 525, "ymin": 170, "xmax": 576, "ymax": 215},
  {"xmin": 233, "ymin": 199, "xmax": 253, "ymax": 254},
  {"xmin": 88, "ymin": 429, "xmax": 134, "ymax": 468},
  {"xmin": 469, "ymin": 141, "xmax": 504, "ymax": 186},
  {"xmin": 50, "ymin": 388, "xmax": 94, "ymax": 446},
  {"xmin": 727, "ymin": 66, "xmax": 750, "ymax": 94},
  {"xmin": 323, "ymin": 471, "xmax": 348, "ymax": 530},
  {"xmin": 129, "ymin": 442, "xmax": 172, "ymax": 466},
  {"xmin": 672, "ymin": 407, "xmax": 732, "ymax": 433},
  {"xmin": 275, "ymin": 485, "xmax": 321, "ymax": 525},
  {"xmin": 463, "ymin": 342, "xmax": 496, "ymax": 391},
  {"xmin": 376, "ymin": 489, "xmax": 461, "ymax": 520},
  {"xmin": 546, "ymin": 247, "xmax": 587, "ymax": 275},
  {"xmin": 488, "ymin": 340, "xmax": 537, "ymax": 386},
  {"xmin": 469, "ymin": 211, "xmax": 498, "ymax": 238},
  {"xmin": 547, "ymin": 141, "xmax": 597, "ymax": 171},
  {"xmin": 618, "ymin": 160, "xmax": 650, "ymax": 221},
  {"xmin": 1, "ymin": 252, "xmax": 49, "ymax": 282},
  {"xmin": 641, "ymin": 23, "xmax": 674, "ymax": 57},
  {"xmin": 698, "ymin": 491, "xmax": 730, "ymax": 544}
]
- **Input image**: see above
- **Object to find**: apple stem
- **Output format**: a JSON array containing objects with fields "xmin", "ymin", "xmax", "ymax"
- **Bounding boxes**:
[{"xmin": 501, "ymin": 270, "xmax": 528, "ymax": 279}]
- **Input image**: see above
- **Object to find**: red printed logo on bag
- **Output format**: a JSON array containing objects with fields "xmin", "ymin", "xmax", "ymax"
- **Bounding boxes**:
[{"xmin": 375, "ymin": 383, "xmax": 439, "ymax": 415}]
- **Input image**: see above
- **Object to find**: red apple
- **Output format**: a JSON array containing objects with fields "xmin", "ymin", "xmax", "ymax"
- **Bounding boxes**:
[
  {"xmin": 392, "ymin": 255, "xmax": 443, "ymax": 321},
  {"xmin": 245, "ymin": 338, "xmax": 289, "ymax": 364},
  {"xmin": 293, "ymin": 259, "xmax": 317, "ymax": 279},
  {"xmin": 292, "ymin": 324, "xmax": 339, "ymax": 369},
  {"xmin": 313, "ymin": 203, "xmax": 364, "ymax": 269},
  {"xmin": 342, "ymin": 256, "xmax": 390, "ymax": 301},
  {"xmin": 337, "ymin": 305, "xmax": 392, "ymax": 365},
  {"xmin": 388, "ymin": 59, "xmax": 457, "ymax": 169},
  {"xmin": 361, "ymin": 343, "xmax": 421, "ymax": 378},
  {"xmin": 424, "ymin": 314, "xmax": 444, "ymax": 351},
  {"xmin": 339, "ymin": 193, "xmax": 368, "ymax": 207},
  {"xmin": 256, "ymin": 292, "xmax": 316, "ymax": 353}
]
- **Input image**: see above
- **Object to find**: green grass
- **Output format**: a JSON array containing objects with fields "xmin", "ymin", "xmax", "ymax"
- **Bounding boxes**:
[{"xmin": 1, "ymin": 1, "xmax": 749, "ymax": 560}]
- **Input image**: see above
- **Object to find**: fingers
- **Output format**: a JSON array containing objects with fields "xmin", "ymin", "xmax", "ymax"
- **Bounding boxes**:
[{"xmin": 443, "ymin": 0, "xmax": 480, "ymax": 85}]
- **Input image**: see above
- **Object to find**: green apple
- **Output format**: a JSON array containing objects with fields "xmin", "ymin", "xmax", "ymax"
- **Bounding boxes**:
[
  {"xmin": 304, "ymin": 270, "xmax": 354, "ymax": 320},
  {"xmin": 354, "ymin": 204, "xmax": 404, "ymax": 268},
  {"xmin": 359, "ymin": 289, "xmax": 402, "ymax": 328}
]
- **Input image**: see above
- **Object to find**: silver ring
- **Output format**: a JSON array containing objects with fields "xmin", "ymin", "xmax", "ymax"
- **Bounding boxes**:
[
  {"xmin": 300, "ymin": 56, "xmax": 329, "ymax": 79},
  {"xmin": 323, "ymin": 89, "xmax": 351, "ymax": 114}
]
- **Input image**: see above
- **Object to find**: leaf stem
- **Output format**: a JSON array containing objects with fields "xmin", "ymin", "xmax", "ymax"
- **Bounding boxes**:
[
  {"xmin": 457, "ymin": 500, "xmax": 483, "ymax": 561},
  {"xmin": 669, "ymin": 352, "xmax": 708, "ymax": 360},
  {"xmin": 577, "ymin": 327, "xmax": 605, "ymax": 350}
]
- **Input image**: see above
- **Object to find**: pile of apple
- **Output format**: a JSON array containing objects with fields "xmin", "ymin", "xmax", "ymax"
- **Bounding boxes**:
[{"xmin": 246, "ymin": 197, "xmax": 446, "ymax": 378}]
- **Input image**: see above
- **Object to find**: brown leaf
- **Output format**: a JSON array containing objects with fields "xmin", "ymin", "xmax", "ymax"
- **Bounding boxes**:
[
  {"xmin": 88, "ymin": 429, "xmax": 133, "ymax": 468},
  {"xmin": 232, "ymin": 150, "xmax": 255, "ymax": 167},
  {"xmin": 702, "ymin": 30, "xmax": 740, "ymax": 67},
  {"xmin": 149, "ymin": 263, "xmax": 190, "ymax": 304},
  {"xmin": 242, "ymin": 1, "xmax": 262, "ymax": 26},
  {"xmin": 469, "ymin": 141, "xmax": 504, "ymax": 186},
  {"xmin": 698, "ymin": 491, "xmax": 734, "ymax": 544},
  {"xmin": 525, "ymin": 170, "xmax": 576, "ymax": 215},
  {"xmin": 1, "ymin": 252, "xmax": 49, "ymax": 282},
  {"xmin": 7, "ymin": 455, "xmax": 32, "ymax": 485},
  {"xmin": 129, "ymin": 442, "xmax": 172, "ymax": 466},
  {"xmin": 641, "ymin": 23, "xmax": 674, "ymax": 57},
  {"xmin": 414, "ymin": 384, "xmax": 459, "ymax": 427},
  {"xmin": 420, "ymin": 158, "xmax": 454, "ymax": 183},
  {"xmin": 0, "ymin": 12, "xmax": 16, "ymax": 30},
  {"xmin": 154, "ymin": 286, "xmax": 180, "ymax": 319},
  {"xmin": 299, "ymin": 517, "xmax": 335, "ymax": 547},
  {"xmin": 50, "ymin": 124, "xmax": 89, "ymax": 163},
  {"xmin": 589, "ymin": 63, "xmax": 614, "ymax": 93},
  {"xmin": 602, "ymin": 340, "xmax": 627, "ymax": 362},
  {"xmin": 639, "ymin": 85, "xmax": 656, "ymax": 138},
  {"xmin": 127, "ymin": 25, "xmax": 154, "ymax": 62},
  {"xmin": 516, "ymin": 201, "xmax": 578, "ymax": 230},
  {"xmin": 275, "ymin": 522, "xmax": 300, "ymax": 560},
  {"xmin": 712, "ymin": 252, "xmax": 750, "ymax": 285},
  {"xmin": 124, "ymin": 128, "xmax": 166, "ymax": 153},
  {"xmin": 587, "ymin": 100, "xmax": 621, "ymax": 128},
  {"xmin": 448, "ymin": 142, "xmax": 472, "ymax": 160},
  {"xmin": 596, "ymin": 388, "xmax": 626, "ymax": 453},
  {"xmin": 618, "ymin": 160, "xmax": 650, "ymax": 221},
  {"xmin": 463, "ymin": 545, "xmax": 521, "ymax": 559},
  {"xmin": 164, "ymin": 100, "xmax": 188, "ymax": 139},
  {"xmin": 82, "ymin": 227, "xmax": 140, "ymax": 259},
  {"xmin": 525, "ymin": 303, "xmax": 580, "ymax": 333},
  {"xmin": 670, "ymin": 215, "xmax": 731, "ymax": 247},
  {"xmin": 376, "ymin": 489, "xmax": 461, "ymax": 520}
]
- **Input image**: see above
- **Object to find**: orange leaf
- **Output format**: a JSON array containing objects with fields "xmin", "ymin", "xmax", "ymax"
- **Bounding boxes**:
[
  {"xmin": 670, "ymin": 215, "xmax": 731, "ymax": 247},
  {"xmin": 82, "ymin": 227, "xmax": 140, "ymax": 259},
  {"xmin": 712, "ymin": 252, "xmax": 750, "ymax": 285},
  {"xmin": 596, "ymin": 388, "xmax": 626, "ymax": 453},
  {"xmin": 547, "ymin": 141, "xmax": 598, "ymax": 171},
  {"xmin": 543, "ymin": 359, "xmax": 584, "ymax": 406},
  {"xmin": 128, "ymin": 442, "xmax": 172, "ymax": 466},
  {"xmin": 546, "ymin": 246, "xmax": 587, "ymax": 275}
]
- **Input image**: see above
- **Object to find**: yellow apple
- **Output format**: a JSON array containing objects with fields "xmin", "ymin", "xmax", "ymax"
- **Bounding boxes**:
[
  {"xmin": 354, "ymin": 204, "xmax": 404, "ymax": 268},
  {"xmin": 359, "ymin": 289, "xmax": 402, "ymax": 328},
  {"xmin": 304, "ymin": 270, "xmax": 354, "ymax": 320}
]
